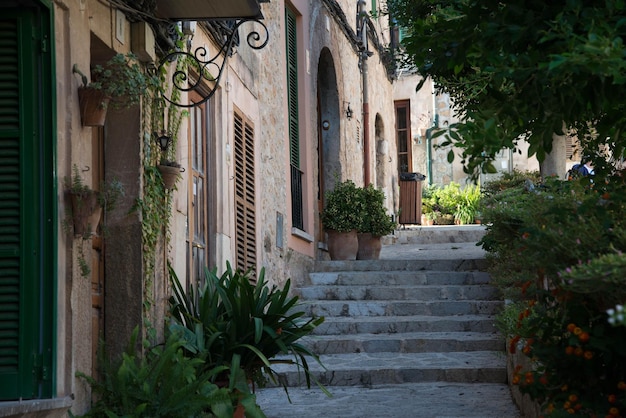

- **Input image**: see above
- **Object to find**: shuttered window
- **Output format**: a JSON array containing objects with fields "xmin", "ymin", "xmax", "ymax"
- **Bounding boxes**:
[
  {"xmin": 0, "ymin": 5, "xmax": 55, "ymax": 400},
  {"xmin": 285, "ymin": 7, "xmax": 304, "ymax": 230},
  {"xmin": 286, "ymin": 7, "xmax": 299, "ymax": 168},
  {"xmin": 233, "ymin": 110, "xmax": 256, "ymax": 274}
]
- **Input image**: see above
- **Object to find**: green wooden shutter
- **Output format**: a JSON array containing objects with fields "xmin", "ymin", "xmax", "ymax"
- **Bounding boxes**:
[
  {"xmin": 0, "ymin": 4, "xmax": 55, "ymax": 400},
  {"xmin": 285, "ymin": 7, "xmax": 299, "ymax": 168}
]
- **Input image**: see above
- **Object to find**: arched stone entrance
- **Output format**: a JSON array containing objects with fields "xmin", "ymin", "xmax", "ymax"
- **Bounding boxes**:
[{"xmin": 316, "ymin": 47, "xmax": 340, "ymax": 242}]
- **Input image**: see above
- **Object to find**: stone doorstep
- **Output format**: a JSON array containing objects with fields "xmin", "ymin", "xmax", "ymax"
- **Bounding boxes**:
[{"xmin": 0, "ymin": 397, "xmax": 73, "ymax": 418}]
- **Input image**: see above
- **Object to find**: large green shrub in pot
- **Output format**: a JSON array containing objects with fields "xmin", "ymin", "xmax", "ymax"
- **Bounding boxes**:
[
  {"xmin": 320, "ymin": 179, "xmax": 362, "ymax": 232},
  {"xmin": 358, "ymin": 184, "xmax": 396, "ymax": 236},
  {"xmin": 168, "ymin": 263, "xmax": 326, "ymax": 394}
]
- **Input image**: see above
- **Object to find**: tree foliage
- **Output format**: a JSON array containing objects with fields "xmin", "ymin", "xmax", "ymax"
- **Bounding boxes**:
[{"xmin": 388, "ymin": 0, "xmax": 626, "ymax": 178}]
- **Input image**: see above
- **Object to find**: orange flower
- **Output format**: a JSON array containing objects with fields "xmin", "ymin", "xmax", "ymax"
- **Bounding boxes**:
[
  {"xmin": 618, "ymin": 381, "xmax": 626, "ymax": 391},
  {"xmin": 574, "ymin": 347, "xmax": 584, "ymax": 357},
  {"xmin": 276, "ymin": 327, "xmax": 282, "ymax": 335},
  {"xmin": 609, "ymin": 407, "xmax": 620, "ymax": 416},
  {"xmin": 566, "ymin": 323, "xmax": 577, "ymax": 333},
  {"xmin": 584, "ymin": 350, "xmax": 594, "ymax": 360},
  {"xmin": 579, "ymin": 332, "xmax": 590, "ymax": 343},
  {"xmin": 602, "ymin": 192, "xmax": 610, "ymax": 199},
  {"xmin": 565, "ymin": 346, "xmax": 575, "ymax": 355},
  {"xmin": 569, "ymin": 394, "xmax": 579, "ymax": 403},
  {"xmin": 608, "ymin": 394, "xmax": 617, "ymax": 404},
  {"xmin": 573, "ymin": 327, "xmax": 583, "ymax": 336},
  {"xmin": 512, "ymin": 374, "xmax": 521, "ymax": 385}
]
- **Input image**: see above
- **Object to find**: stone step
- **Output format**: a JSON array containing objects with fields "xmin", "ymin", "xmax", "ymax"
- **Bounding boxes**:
[
  {"xmin": 308, "ymin": 270, "xmax": 492, "ymax": 286},
  {"xmin": 300, "ymin": 299, "xmax": 503, "ymax": 317},
  {"xmin": 313, "ymin": 258, "xmax": 487, "ymax": 274},
  {"xmin": 299, "ymin": 284, "xmax": 499, "ymax": 301},
  {"xmin": 270, "ymin": 351, "xmax": 507, "ymax": 387},
  {"xmin": 255, "ymin": 382, "xmax": 521, "ymax": 418},
  {"xmin": 390, "ymin": 225, "xmax": 487, "ymax": 245},
  {"xmin": 303, "ymin": 331, "xmax": 504, "ymax": 354},
  {"xmin": 313, "ymin": 314, "xmax": 499, "ymax": 335}
]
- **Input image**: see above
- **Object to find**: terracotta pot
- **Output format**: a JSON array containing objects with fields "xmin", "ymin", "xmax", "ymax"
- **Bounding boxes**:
[
  {"xmin": 157, "ymin": 164, "xmax": 182, "ymax": 190},
  {"xmin": 78, "ymin": 86, "xmax": 110, "ymax": 127},
  {"xmin": 69, "ymin": 190, "xmax": 98, "ymax": 236},
  {"xmin": 326, "ymin": 229, "xmax": 358, "ymax": 260},
  {"xmin": 357, "ymin": 232, "xmax": 382, "ymax": 260}
]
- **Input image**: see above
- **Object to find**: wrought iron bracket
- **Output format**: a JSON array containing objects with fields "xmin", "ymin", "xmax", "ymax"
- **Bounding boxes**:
[{"xmin": 157, "ymin": 19, "xmax": 269, "ymax": 108}]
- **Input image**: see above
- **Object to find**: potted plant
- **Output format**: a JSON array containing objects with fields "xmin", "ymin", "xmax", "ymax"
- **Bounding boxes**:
[
  {"xmin": 320, "ymin": 179, "xmax": 362, "ymax": 260},
  {"xmin": 421, "ymin": 210, "xmax": 436, "ymax": 226},
  {"xmin": 73, "ymin": 53, "xmax": 151, "ymax": 126},
  {"xmin": 356, "ymin": 184, "xmax": 397, "ymax": 260},
  {"xmin": 168, "ymin": 263, "xmax": 326, "ymax": 397},
  {"xmin": 157, "ymin": 158, "xmax": 185, "ymax": 190},
  {"xmin": 64, "ymin": 165, "xmax": 125, "ymax": 237}
]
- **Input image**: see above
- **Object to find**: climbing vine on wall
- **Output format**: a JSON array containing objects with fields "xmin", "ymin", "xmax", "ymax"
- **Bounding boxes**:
[{"xmin": 135, "ymin": 49, "xmax": 188, "ymax": 315}]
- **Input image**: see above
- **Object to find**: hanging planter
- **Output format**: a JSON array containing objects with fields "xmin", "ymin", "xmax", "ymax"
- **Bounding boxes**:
[
  {"xmin": 68, "ymin": 189, "xmax": 99, "ymax": 236},
  {"xmin": 73, "ymin": 53, "xmax": 153, "ymax": 127},
  {"xmin": 157, "ymin": 162, "xmax": 184, "ymax": 190},
  {"xmin": 77, "ymin": 86, "xmax": 110, "ymax": 127}
]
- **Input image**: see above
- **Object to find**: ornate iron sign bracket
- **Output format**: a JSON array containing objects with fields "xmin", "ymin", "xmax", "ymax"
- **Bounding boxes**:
[{"xmin": 157, "ymin": 19, "xmax": 269, "ymax": 108}]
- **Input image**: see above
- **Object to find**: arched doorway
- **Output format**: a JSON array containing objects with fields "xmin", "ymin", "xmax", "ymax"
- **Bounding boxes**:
[{"xmin": 316, "ymin": 48, "xmax": 340, "ymax": 243}]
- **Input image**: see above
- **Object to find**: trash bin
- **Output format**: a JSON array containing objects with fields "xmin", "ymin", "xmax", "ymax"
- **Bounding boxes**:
[{"xmin": 399, "ymin": 172, "xmax": 425, "ymax": 225}]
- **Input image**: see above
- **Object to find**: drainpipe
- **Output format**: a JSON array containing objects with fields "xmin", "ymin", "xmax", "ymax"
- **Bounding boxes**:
[
  {"xmin": 426, "ymin": 114, "xmax": 438, "ymax": 186},
  {"xmin": 357, "ymin": 0, "xmax": 371, "ymax": 185}
]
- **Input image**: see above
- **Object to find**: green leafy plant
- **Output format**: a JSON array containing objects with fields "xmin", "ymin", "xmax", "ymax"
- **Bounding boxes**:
[
  {"xmin": 454, "ymin": 183, "xmax": 482, "ymax": 225},
  {"xmin": 73, "ymin": 53, "xmax": 154, "ymax": 110},
  {"xmin": 72, "ymin": 327, "xmax": 264, "ymax": 418},
  {"xmin": 320, "ymin": 179, "xmax": 362, "ymax": 232},
  {"xmin": 64, "ymin": 165, "xmax": 125, "ymax": 238},
  {"xmin": 483, "ymin": 171, "xmax": 626, "ymax": 416},
  {"xmin": 357, "ymin": 184, "xmax": 397, "ymax": 236},
  {"xmin": 169, "ymin": 263, "xmax": 327, "ymax": 395}
]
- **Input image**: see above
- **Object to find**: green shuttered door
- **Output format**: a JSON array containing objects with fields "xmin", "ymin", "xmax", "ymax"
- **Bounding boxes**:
[{"xmin": 0, "ymin": 5, "xmax": 54, "ymax": 400}]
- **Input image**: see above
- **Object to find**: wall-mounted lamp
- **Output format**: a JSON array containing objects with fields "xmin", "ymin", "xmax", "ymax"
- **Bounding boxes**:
[
  {"xmin": 155, "ymin": 131, "xmax": 172, "ymax": 152},
  {"xmin": 345, "ymin": 102, "xmax": 354, "ymax": 120}
]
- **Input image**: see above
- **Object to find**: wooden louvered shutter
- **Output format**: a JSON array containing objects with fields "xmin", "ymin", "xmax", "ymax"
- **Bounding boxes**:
[
  {"xmin": 0, "ymin": 6, "xmax": 54, "ymax": 400},
  {"xmin": 285, "ymin": 7, "xmax": 299, "ymax": 168},
  {"xmin": 233, "ymin": 111, "xmax": 256, "ymax": 274}
]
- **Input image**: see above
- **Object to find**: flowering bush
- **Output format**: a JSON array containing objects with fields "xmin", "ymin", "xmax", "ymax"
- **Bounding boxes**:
[{"xmin": 483, "ymin": 170, "xmax": 626, "ymax": 417}]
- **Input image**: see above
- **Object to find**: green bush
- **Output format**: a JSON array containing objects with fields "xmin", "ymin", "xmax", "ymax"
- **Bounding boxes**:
[
  {"xmin": 484, "ymin": 172, "xmax": 626, "ymax": 416},
  {"xmin": 169, "ymin": 263, "xmax": 326, "ymax": 395},
  {"xmin": 72, "ymin": 327, "xmax": 262, "ymax": 418},
  {"xmin": 358, "ymin": 184, "xmax": 397, "ymax": 236},
  {"xmin": 320, "ymin": 179, "xmax": 362, "ymax": 232},
  {"xmin": 422, "ymin": 182, "xmax": 482, "ymax": 225}
]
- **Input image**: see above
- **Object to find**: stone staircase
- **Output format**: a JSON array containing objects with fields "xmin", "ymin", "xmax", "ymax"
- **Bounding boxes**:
[
  {"xmin": 256, "ymin": 226, "xmax": 520, "ymax": 417},
  {"xmin": 273, "ymin": 258, "xmax": 506, "ymax": 388}
]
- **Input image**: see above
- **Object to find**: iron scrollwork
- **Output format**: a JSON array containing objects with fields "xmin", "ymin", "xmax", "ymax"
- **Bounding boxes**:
[{"xmin": 157, "ymin": 19, "xmax": 269, "ymax": 108}]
